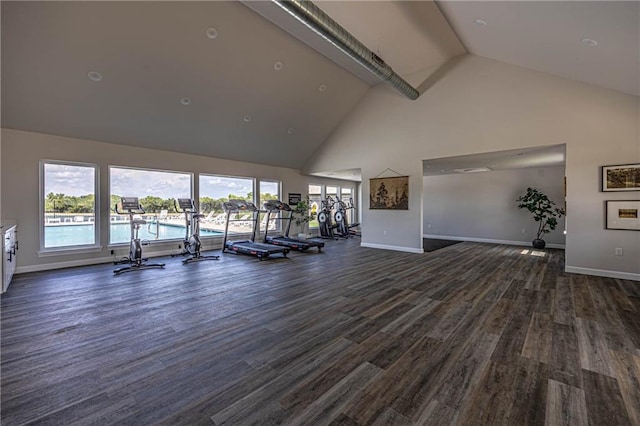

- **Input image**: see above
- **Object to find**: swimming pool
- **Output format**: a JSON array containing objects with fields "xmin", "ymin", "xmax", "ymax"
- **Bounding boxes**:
[{"xmin": 44, "ymin": 223, "xmax": 223, "ymax": 248}]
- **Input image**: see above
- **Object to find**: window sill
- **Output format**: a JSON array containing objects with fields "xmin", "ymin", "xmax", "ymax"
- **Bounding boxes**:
[{"xmin": 38, "ymin": 245, "xmax": 103, "ymax": 257}]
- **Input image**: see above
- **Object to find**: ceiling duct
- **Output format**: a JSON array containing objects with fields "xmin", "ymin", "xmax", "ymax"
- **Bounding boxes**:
[{"xmin": 272, "ymin": 0, "xmax": 420, "ymax": 100}]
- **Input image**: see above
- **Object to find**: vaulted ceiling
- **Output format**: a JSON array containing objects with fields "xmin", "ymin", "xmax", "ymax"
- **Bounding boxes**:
[{"xmin": 2, "ymin": 1, "xmax": 638, "ymax": 172}]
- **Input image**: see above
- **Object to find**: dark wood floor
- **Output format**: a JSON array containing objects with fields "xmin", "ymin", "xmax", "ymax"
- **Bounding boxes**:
[{"xmin": 1, "ymin": 240, "xmax": 639, "ymax": 425}]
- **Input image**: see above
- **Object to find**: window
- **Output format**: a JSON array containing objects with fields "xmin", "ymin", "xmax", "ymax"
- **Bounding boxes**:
[
  {"xmin": 308, "ymin": 184, "xmax": 322, "ymax": 229},
  {"xmin": 41, "ymin": 161, "xmax": 98, "ymax": 249},
  {"xmin": 326, "ymin": 185, "xmax": 338, "ymax": 216},
  {"xmin": 260, "ymin": 180, "xmax": 281, "ymax": 232},
  {"xmin": 109, "ymin": 167, "xmax": 192, "ymax": 244},
  {"xmin": 199, "ymin": 174, "xmax": 254, "ymax": 235},
  {"xmin": 340, "ymin": 187, "xmax": 355, "ymax": 224}
]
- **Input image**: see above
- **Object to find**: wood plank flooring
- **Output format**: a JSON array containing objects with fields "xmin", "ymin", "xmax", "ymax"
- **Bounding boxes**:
[{"xmin": 1, "ymin": 240, "xmax": 639, "ymax": 425}]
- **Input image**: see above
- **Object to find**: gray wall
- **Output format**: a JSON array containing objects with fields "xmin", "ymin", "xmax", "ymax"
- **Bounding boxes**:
[
  {"xmin": 0, "ymin": 128, "xmax": 355, "ymax": 272},
  {"xmin": 423, "ymin": 166, "xmax": 566, "ymax": 246},
  {"xmin": 304, "ymin": 54, "xmax": 640, "ymax": 279}
]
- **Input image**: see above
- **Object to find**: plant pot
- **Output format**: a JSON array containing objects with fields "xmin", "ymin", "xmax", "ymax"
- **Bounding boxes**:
[{"xmin": 532, "ymin": 239, "xmax": 546, "ymax": 249}]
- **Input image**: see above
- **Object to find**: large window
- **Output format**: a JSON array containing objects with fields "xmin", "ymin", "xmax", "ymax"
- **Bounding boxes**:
[
  {"xmin": 308, "ymin": 184, "xmax": 322, "ymax": 229},
  {"xmin": 41, "ymin": 161, "xmax": 98, "ymax": 249},
  {"xmin": 109, "ymin": 167, "xmax": 192, "ymax": 244},
  {"xmin": 199, "ymin": 174, "xmax": 254, "ymax": 234},
  {"xmin": 260, "ymin": 180, "xmax": 281, "ymax": 232},
  {"xmin": 340, "ymin": 187, "xmax": 355, "ymax": 224}
]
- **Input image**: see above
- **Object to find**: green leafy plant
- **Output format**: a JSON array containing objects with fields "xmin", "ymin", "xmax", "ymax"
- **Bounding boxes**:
[
  {"xmin": 517, "ymin": 187, "xmax": 565, "ymax": 240},
  {"xmin": 293, "ymin": 196, "xmax": 316, "ymax": 229}
]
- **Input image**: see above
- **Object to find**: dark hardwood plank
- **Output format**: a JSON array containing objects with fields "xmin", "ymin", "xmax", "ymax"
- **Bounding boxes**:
[
  {"xmin": 609, "ymin": 350, "xmax": 640, "ymax": 426},
  {"xmin": 582, "ymin": 369, "xmax": 631, "ymax": 426},
  {"xmin": 1, "ymin": 241, "xmax": 638, "ymax": 425},
  {"xmin": 545, "ymin": 379, "xmax": 588, "ymax": 426},
  {"xmin": 575, "ymin": 317, "xmax": 615, "ymax": 377},
  {"xmin": 549, "ymin": 323, "xmax": 583, "ymax": 389}
]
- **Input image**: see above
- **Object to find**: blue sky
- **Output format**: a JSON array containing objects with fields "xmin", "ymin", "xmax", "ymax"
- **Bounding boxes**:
[{"xmin": 44, "ymin": 164, "xmax": 278, "ymax": 200}]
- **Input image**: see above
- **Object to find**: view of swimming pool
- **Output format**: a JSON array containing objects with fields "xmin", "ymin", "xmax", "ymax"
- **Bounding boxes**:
[{"xmin": 44, "ymin": 223, "xmax": 223, "ymax": 248}]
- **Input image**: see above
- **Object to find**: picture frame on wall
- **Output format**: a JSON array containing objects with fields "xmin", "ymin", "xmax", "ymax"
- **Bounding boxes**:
[
  {"xmin": 601, "ymin": 163, "xmax": 640, "ymax": 192},
  {"xmin": 605, "ymin": 200, "xmax": 640, "ymax": 231},
  {"xmin": 369, "ymin": 176, "xmax": 409, "ymax": 210}
]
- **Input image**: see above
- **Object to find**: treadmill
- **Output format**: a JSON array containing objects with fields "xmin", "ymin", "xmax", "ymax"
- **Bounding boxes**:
[
  {"xmin": 222, "ymin": 199, "xmax": 289, "ymax": 260},
  {"xmin": 263, "ymin": 200, "xmax": 325, "ymax": 252}
]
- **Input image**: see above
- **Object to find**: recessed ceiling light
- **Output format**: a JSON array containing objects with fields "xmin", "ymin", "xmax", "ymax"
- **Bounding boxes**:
[
  {"xmin": 440, "ymin": 169, "xmax": 445, "ymax": 172},
  {"xmin": 180, "ymin": 97, "xmax": 191, "ymax": 106},
  {"xmin": 474, "ymin": 19, "xmax": 488, "ymax": 26},
  {"xmin": 319, "ymin": 84, "xmax": 327, "ymax": 92},
  {"xmin": 274, "ymin": 61, "xmax": 283, "ymax": 71},
  {"xmin": 287, "ymin": 128, "xmax": 294, "ymax": 134},
  {"xmin": 206, "ymin": 27, "xmax": 218, "ymax": 39},
  {"xmin": 581, "ymin": 38, "xmax": 598, "ymax": 47},
  {"xmin": 243, "ymin": 115, "xmax": 252, "ymax": 122},
  {"xmin": 87, "ymin": 71, "xmax": 102, "ymax": 82}
]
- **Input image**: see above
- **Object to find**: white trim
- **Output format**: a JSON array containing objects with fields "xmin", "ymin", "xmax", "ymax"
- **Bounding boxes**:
[
  {"xmin": 565, "ymin": 266, "xmax": 640, "ymax": 282},
  {"xmin": 38, "ymin": 245, "xmax": 103, "ymax": 257},
  {"xmin": 422, "ymin": 234, "xmax": 565, "ymax": 249},
  {"xmin": 16, "ymin": 248, "xmax": 209, "ymax": 274},
  {"xmin": 40, "ymin": 160, "xmax": 100, "ymax": 252},
  {"xmin": 17, "ymin": 256, "xmax": 116, "ymax": 273},
  {"xmin": 361, "ymin": 242, "xmax": 424, "ymax": 254}
]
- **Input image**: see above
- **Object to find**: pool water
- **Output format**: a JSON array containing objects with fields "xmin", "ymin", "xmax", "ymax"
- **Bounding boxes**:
[{"xmin": 44, "ymin": 223, "xmax": 222, "ymax": 248}]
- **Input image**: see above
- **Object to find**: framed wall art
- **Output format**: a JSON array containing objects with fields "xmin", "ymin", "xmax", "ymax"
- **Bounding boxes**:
[
  {"xmin": 605, "ymin": 200, "xmax": 640, "ymax": 231},
  {"xmin": 369, "ymin": 175, "xmax": 409, "ymax": 210},
  {"xmin": 602, "ymin": 164, "xmax": 640, "ymax": 192}
]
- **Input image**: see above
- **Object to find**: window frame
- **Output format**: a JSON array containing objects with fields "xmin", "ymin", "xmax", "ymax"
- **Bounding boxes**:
[
  {"xmin": 39, "ymin": 159, "xmax": 101, "ymax": 255},
  {"xmin": 308, "ymin": 183, "xmax": 324, "ymax": 229},
  {"xmin": 198, "ymin": 172, "xmax": 256, "ymax": 238},
  {"xmin": 108, "ymin": 165, "xmax": 194, "ymax": 245},
  {"xmin": 259, "ymin": 179, "xmax": 282, "ymax": 232}
]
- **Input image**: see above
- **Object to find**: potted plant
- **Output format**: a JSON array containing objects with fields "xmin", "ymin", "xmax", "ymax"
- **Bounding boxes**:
[
  {"xmin": 293, "ymin": 196, "xmax": 317, "ymax": 237},
  {"xmin": 517, "ymin": 187, "xmax": 565, "ymax": 249}
]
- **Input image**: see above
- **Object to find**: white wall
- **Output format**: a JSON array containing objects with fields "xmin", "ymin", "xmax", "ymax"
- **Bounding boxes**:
[
  {"xmin": 304, "ymin": 55, "xmax": 640, "ymax": 279},
  {"xmin": 423, "ymin": 166, "xmax": 566, "ymax": 246},
  {"xmin": 0, "ymin": 128, "xmax": 354, "ymax": 272}
]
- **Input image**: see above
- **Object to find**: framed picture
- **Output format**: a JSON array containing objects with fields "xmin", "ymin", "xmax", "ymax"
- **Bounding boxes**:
[
  {"xmin": 369, "ymin": 176, "xmax": 409, "ymax": 210},
  {"xmin": 602, "ymin": 164, "xmax": 640, "ymax": 191},
  {"xmin": 606, "ymin": 200, "xmax": 640, "ymax": 230}
]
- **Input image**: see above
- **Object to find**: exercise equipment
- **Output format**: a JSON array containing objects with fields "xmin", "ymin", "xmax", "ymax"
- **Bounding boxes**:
[
  {"xmin": 334, "ymin": 197, "xmax": 360, "ymax": 238},
  {"xmin": 318, "ymin": 196, "xmax": 338, "ymax": 240},
  {"xmin": 222, "ymin": 199, "xmax": 289, "ymax": 260},
  {"xmin": 263, "ymin": 200, "xmax": 324, "ymax": 252},
  {"xmin": 173, "ymin": 198, "xmax": 220, "ymax": 264},
  {"xmin": 113, "ymin": 197, "xmax": 165, "ymax": 275}
]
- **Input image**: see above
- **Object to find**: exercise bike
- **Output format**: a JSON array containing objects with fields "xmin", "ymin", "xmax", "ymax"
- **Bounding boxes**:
[
  {"xmin": 114, "ymin": 197, "xmax": 165, "ymax": 275},
  {"xmin": 173, "ymin": 198, "xmax": 220, "ymax": 264},
  {"xmin": 318, "ymin": 196, "xmax": 338, "ymax": 240}
]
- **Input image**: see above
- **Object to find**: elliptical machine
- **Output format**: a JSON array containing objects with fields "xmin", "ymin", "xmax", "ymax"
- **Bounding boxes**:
[
  {"xmin": 318, "ymin": 196, "xmax": 338, "ymax": 240},
  {"xmin": 114, "ymin": 197, "xmax": 165, "ymax": 275},
  {"xmin": 334, "ymin": 197, "xmax": 360, "ymax": 238},
  {"xmin": 173, "ymin": 198, "xmax": 220, "ymax": 264}
]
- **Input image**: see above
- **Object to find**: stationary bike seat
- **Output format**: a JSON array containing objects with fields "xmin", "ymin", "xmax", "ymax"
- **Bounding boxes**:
[
  {"xmin": 132, "ymin": 219, "xmax": 147, "ymax": 225},
  {"xmin": 193, "ymin": 214, "xmax": 205, "ymax": 219}
]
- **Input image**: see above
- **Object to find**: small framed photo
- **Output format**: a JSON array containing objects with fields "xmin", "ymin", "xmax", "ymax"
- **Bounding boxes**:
[
  {"xmin": 602, "ymin": 164, "xmax": 640, "ymax": 191},
  {"xmin": 606, "ymin": 200, "xmax": 640, "ymax": 231}
]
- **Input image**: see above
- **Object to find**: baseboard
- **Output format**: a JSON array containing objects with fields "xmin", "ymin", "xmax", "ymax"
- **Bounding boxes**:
[
  {"xmin": 17, "ymin": 256, "xmax": 118, "ymax": 273},
  {"xmin": 422, "ymin": 234, "xmax": 565, "ymax": 250},
  {"xmin": 360, "ymin": 242, "xmax": 424, "ymax": 254},
  {"xmin": 565, "ymin": 266, "xmax": 640, "ymax": 282},
  {"xmin": 15, "ymin": 247, "xmax": 223, "ymax": 274}
]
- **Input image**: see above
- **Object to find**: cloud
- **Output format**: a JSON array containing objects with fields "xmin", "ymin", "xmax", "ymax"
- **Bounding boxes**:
[
  {"xmin": 45, "ymin": 165, "xmax": 276, "ymax": 201},
  {"xmin": 44, "ymin": 164, "xmax": 95, "ymax": 196}
]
